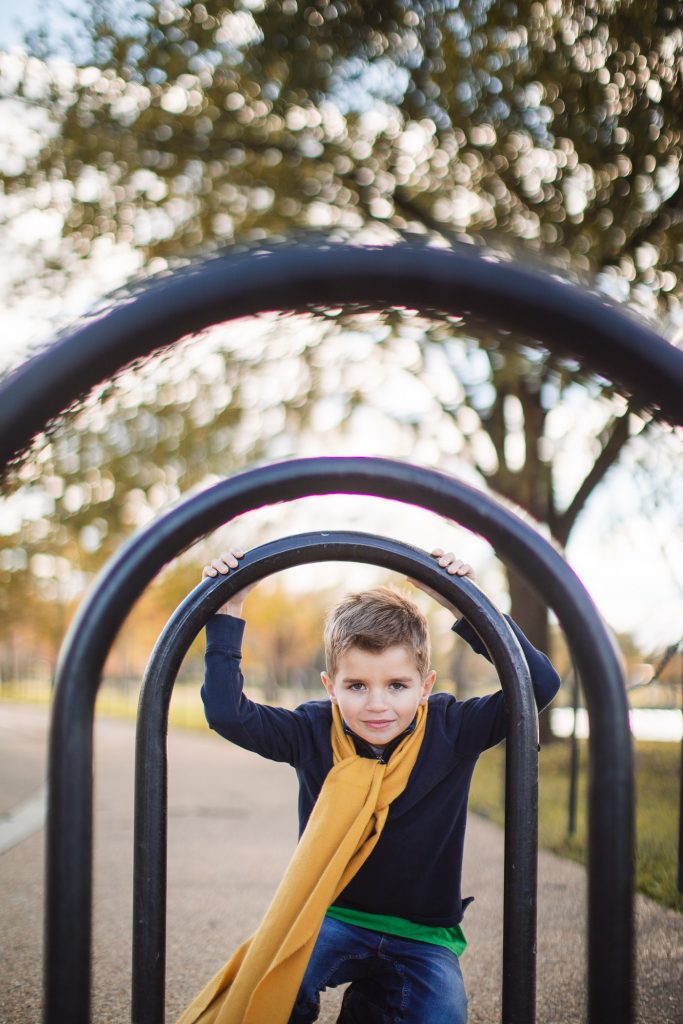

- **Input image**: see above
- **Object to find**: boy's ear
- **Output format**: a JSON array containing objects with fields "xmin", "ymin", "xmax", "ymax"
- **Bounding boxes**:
[
  {"xmin": 420, "ymin": 670, "xmax": 437, "ymax": 703},
  {"xmin": 321, "ymin": 671, "xmax": 337, "ymax": 702}
]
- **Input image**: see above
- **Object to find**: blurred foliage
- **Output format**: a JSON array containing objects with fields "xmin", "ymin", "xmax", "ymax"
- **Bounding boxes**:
[
  {"xmin": 3, "ymin": 0, "xmax": 680, "ymax": 300},
  {"xmin": 241, "ymin": 578, "xmax": 328, "ymax": 696},
  {"xmin": 0, "ymin": 0, "xmax": 682, "ymax": 670}
]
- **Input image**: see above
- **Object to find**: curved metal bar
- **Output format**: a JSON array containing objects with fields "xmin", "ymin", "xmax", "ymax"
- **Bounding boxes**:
[
  {"xmin": 2, "ymin": 242, "xmax": 682, "ymax": 472},
  {"xmin": 133, "ymin": 531, "xmax": 538, "ymax": 1024},
  {"xmin": 46, "ymin": 457, "xmax": 632, "ymax": 1024}
]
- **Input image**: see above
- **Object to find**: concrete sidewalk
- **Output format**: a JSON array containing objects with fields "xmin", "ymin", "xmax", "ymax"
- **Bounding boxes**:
[{"xmin": 0, "ymin": 704, "xmax": 681, "ymax": 1023}]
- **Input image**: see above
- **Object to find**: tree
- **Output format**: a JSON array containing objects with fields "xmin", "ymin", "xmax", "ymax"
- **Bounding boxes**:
[
  {"xmin": 241, "ymin": 578, "xmax": 327, "ymax": 697},
  {"xmin": 1, "ymin": 0, "xmax": 681, "ymax": 688}
]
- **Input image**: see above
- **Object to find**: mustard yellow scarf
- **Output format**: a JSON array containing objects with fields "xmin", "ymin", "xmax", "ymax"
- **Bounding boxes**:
[{"xmin": 177, "ymin": 702, "xmax": 428, "ymax": 1024}]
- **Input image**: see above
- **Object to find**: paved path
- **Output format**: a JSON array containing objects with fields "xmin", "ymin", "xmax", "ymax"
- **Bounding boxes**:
[{"xmin": 0, "ymin": 702, "xmax": 681, "ymax": 1023}]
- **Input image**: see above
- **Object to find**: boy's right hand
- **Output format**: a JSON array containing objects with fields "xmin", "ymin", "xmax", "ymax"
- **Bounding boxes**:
[{"xmin": 202, "ymin": 549, "xmax": 255, "ymax": 617}]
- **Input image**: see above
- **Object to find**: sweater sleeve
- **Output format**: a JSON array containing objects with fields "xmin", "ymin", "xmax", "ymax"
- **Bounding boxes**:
[
  {"xmin": 449, "ymin": 614, "xmax": 561, "ymax": 755},
  {"xmin": 201, "ymin": 615, "xmax": 317, "ymax": 766}
]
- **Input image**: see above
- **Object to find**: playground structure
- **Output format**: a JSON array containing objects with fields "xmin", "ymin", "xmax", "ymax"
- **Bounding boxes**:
[{"xmin": 1, "ymin": 242, "xmax": 682, "ymax": 1024}]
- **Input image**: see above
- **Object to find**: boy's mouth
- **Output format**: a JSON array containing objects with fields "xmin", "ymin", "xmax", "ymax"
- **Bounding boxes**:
[{"xmin": 362, "ymin": 719, "xmax": 395, "ymax": 729}]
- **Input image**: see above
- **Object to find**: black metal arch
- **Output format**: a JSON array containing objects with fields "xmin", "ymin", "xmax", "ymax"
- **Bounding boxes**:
[
  {"xmin": 46, "ymin": 456, "xmax": 631, "ymax": 1024},
  {"xmin": 133, "ymin": 530, "xmax": 538, "ymax": 1024},
  {"xmin": 1, "ymin": 242, "xmax": 683, "ymax": 473}
]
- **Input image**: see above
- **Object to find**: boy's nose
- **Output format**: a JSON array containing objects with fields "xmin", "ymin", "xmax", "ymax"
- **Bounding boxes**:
[{"xmin": 366, "ymin": 690, "xmax": 388, "ymax": 710}]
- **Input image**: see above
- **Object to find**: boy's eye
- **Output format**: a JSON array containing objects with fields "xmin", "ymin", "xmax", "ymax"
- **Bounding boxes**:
[{"xmin": 344, "ymin": 681, "xmax": 408, "ymax": 692}]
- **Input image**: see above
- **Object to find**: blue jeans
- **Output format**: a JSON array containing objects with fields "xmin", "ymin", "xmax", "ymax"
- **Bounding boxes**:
[{"xmin": 289, "ymin": 916, "xmax": 468, "ymax": 1024}]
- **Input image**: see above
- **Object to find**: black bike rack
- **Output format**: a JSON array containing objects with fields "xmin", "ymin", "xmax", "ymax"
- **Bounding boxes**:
[
  {"xmin": 1, "ymin": 243, "xmax": 682, "ymax": 474},
  {"xmin": 133, "ymin": 531, "xmax": 538, "ymax": 1024},
  {"xmin": 44, "ymin": 456, "xmax": 633, "ymax": 1024},
  {"xmin": 1, "ymin": 241, "xmax": 678, "ymax": 1022}
]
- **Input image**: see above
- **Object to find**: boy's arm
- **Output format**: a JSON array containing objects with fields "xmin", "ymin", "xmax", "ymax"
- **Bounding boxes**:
[
  {"xmin": 200, "ymin": 548, "xmax": 316, "ymax": 765},
  {"xmin": 451, "ymin": 614, "xmax": 561, "ymax": 753},
  {"xmin": 409, "ymin": 548, "xmax": 560, "ymax": 753},
  {"xmin": 201, "ymin": 614, "xmax": 316, "ymax": 765}
]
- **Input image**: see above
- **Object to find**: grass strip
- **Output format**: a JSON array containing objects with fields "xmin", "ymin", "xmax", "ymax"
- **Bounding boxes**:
[{"xmin": 468, "ymin": 737, "xmax": 683, "ymax": 913}]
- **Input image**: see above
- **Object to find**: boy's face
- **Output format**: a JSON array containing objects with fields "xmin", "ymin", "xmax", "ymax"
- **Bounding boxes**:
[{"xmin": 321, "ymin": 644, "xmax": 436, "ymax": 748}]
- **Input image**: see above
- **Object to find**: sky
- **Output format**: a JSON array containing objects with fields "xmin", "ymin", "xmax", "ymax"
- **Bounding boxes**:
[
  {"xmin": 0, "ymin": 5, "xmax": 681, "ymax": 658},
  {"xmin": 0, "ymin": 0, "xmax": 86, "ymax": 51},
  {"xmin": 0, "ymin": 1, "xmax": 46, "ymax": 49}
]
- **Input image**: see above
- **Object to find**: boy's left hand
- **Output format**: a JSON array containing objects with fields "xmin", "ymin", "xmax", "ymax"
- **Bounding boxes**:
[
  {"xmin": 408, "ymin": 549, "xmax": 476, "ymax": 617},
  {"xmin": 431, "ymin": 549, "xmax": 476, "ymax": 582}
]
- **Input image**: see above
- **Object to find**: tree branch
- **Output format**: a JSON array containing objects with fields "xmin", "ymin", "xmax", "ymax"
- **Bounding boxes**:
[
  {"xmin": 392, "ymin": 187, "xmax": 465, "ymax": 246},
  {"xmin": 555, "ymin": 412, "xmax": 651, "ymax": 545}
]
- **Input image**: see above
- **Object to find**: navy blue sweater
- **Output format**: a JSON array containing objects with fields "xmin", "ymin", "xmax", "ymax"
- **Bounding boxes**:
[{"xmin": 201, "ymin": 614, "xmax": 560, "ymax": 928}]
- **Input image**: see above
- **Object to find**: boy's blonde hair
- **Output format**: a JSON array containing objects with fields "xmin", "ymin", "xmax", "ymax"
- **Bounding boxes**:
[{"xmin": 324, "ymin": 586, "xmax": 430, "ymax": 679}]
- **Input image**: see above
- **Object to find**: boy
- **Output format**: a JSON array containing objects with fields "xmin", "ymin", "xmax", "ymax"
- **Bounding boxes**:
[{"xmin": 197, "ymin": 546, "xmax": 560, "ymax": 1024}]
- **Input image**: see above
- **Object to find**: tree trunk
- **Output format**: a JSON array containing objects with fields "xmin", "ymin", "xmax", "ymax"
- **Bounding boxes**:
[{"xmin": 506, "ymin": 564, "xmax": 555, "ymax": 744}]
